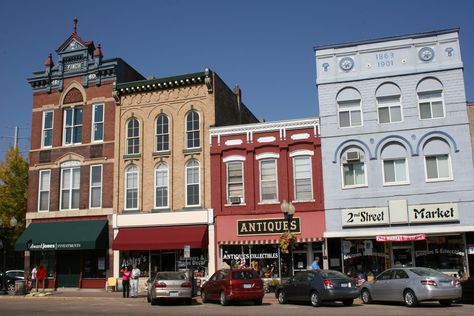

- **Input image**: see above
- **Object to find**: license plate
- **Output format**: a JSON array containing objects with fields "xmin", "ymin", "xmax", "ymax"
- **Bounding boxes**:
[
  {"xmin": 243, "ymin": 284, "xmax": 252, "ymax": 289},
  {"xmin": 340, "ymin": 283, "xmax": 348, "ymax": 288},
  {"xmin": 169, "ymin": 291, "xmax": 179, "ymax": 296},
  {"xmin": 439, "ymin": 281, "xmax": 452, "ymax": 287}
]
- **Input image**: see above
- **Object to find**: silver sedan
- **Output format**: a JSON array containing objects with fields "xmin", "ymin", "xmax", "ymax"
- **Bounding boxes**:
[
  {"xmin": 360, "ymin": 267, "xmax": 462, "ymax": 307},
  {"xmin": 147, "ymin": 271, "xmax": 193, "ymax": 305}
]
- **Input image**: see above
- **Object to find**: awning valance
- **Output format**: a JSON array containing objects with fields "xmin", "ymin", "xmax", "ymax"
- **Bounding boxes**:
[
  {"xmin": 112, "ymin": 225, "xmax": 208, "ymax": 251},
  {"xmin": 15, "ymin": 220, "xmax": 108, "ymax": 251}
]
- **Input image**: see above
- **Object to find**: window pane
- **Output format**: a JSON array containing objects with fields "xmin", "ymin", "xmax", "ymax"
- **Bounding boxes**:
[
  {"xmin": 418, "ymin": 91, "xmax": 442, "ymax": 100},
  {"xmin": 61, "ymin": 191, "xmax": 70, "ymax": 209},
  {"xmin": 437, "ymin": 155, "xmax": 450, "ymax": 178},
  {"xmin": 354, "ymin": 163, "xmax": 365, "ymax": 185},
  {"xmin": 39, "ymin": 192, "xmax": 49, "ymax": 211},
  {"xmin": 426, "ymin": 157, "xmax": 438, "ymax": 179},
  {"xmin": 44, "ymin": 111, "xmax": 53, "ymax": 128},
  {"xmin": 43, "ymin": 130, "xmax": 52, "ymax": 147},
  {"xmin": 62, "ymin": 169, "xmax": 71, "ymax": 189},
  {"xmin": 379, "ymin": 107, "xmax": 390, "ymax": 123},
  {"xmin": 72, "ymin": 168, "xmax": 80, "ymax": 188},
  {"xmin": 390, "ymin": 106, "xmax": 402, "ymax": 122},
  {"xmin": 432, "ymin": 101, "xmax": 444, "ymax": 118},
  {"xmin": 73, "ymin": 126, "xmax": 82, "ymax": 143},
  {"xmin": 74, "ymin": 108, "xmax": 83, "ymax": 125},
  {"xmin": 343, "ymin": 164, "xmax": 354, "ymax": 186},
  {"xmin": 351, "ymin": 110, "xmax": 361, "ymax": 126},
  {"xmin": 94, "ymin": 123, "xmax": 103, "ymax": 141},
  {"xmin": 339, "ymin": 111, "xmax": 350, "ymax": 127},
  {"xmin": 394, "ymin": 159, "xmax": 407, "ymax": 182},
  {"xmin": 72, "ymin": 189, "xmax": 80, "ymax": 209},
  {"xmin": 384, "ymin": 160, "xmax": 396, "ymax": 183},
  {"xmin": 65, "ymin": 127, "xmax": 72, "ymax": 144},
  {"xmin": 40, "ymin": 171, "xmax": 51, "ymax": 190},
  {"xmin": 65, "ymin": 109, "xmax": 72, "ymax": 126},
  {"xmin": 91, "ymin": 187, "xmax": 101, "ymax": 208},
  {"xmin": 91, "ymin": 166, "xmax": 102, "ymax": 186},
  {"xmin": 94, "ymin": 104, "xmax": 103, "ymax": 123},
  {"xmin": 419, "ymin": 102, "xmax": 432, "ymax": 119},
  {"xmin": 377, "ymin": 96, "xmax": 400, "ymax": 104}
]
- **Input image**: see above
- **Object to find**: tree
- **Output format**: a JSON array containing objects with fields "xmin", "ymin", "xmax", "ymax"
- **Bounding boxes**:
[{"xmin": 0, "ymin": 146, "xmax": 28, "ymax": 268}]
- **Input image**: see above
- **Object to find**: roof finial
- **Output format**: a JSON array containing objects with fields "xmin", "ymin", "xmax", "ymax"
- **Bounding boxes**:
[{"xmin": 73, "ymin": 17, "xmax": 78, "ymax": 34}]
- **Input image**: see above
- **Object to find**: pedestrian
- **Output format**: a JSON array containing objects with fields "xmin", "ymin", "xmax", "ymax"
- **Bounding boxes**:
[
  {"xmin": 310, "ymin": 256, "xmax": 321, "ymax": 270},
  {"xmin": 30, "ymin": 264, "xmax": 37, "ymax": 291},
  {"xmin": 120, "ymin": 265, "xmax": 131, "ymax": 298},
  {"xmin": 130, "ymin": 264, "xmax": 141, "ymax": 298},
  {"xmin": 36, "ymin": 264, "xmax": 47, "ymax": 292}
]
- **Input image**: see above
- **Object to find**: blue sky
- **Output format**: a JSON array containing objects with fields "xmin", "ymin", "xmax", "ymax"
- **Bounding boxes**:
[{"xmin": 0, "ymin": 0, "xmax": 473, "ymax": 156}]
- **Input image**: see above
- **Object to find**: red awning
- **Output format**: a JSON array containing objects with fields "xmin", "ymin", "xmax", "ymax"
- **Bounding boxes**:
[{"xmin": 112, "ymin": 225, "xmax": 208, "ymax": 250}]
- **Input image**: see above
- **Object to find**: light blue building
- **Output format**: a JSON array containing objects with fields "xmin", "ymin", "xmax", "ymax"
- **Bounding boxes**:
[{"xmin": 315, "ymin": 29, "xmax": 474, "ymax": 278}]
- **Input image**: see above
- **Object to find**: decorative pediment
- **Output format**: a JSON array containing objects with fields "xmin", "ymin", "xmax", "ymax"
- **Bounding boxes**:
[{"xmin": 63, "ymin": 88, "xmax": 84, "ymax": 104}]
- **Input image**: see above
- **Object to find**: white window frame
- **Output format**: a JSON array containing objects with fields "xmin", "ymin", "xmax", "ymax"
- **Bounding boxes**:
[
  {"xmin": 155, "ymin": 114, "xmax": 170, "ymax": 152},
  {"xmin": 382, "ymin": 158, "xmax": 409, "ymax": 186},
  {"xmin": 126, "ymin": 118, "xmax": 140, "ymax": 155},
  {"xmin": 185, "ymin": 111, "xmax": 200, "ymax": 149},
  {"xmin": 226, "ymin": 161, "xmax": 245, "ymax": 204},
  {"xmin": 124, "ymin": 165, "xmax": 139, "ymax": 210},
  {"xmin": 338, "ymin": 100, "xmax": 362, "ymax": 128},
  {"xmin": 292, "ymin": 156, "xmax": 314, "ymax": 201},
  {"xmin": 38, "ymin": 169, "xmax": 51, "ymax": 212},
  {"xmin": 341, "ymin": 161, "xmax": 367, "ymax": 189},
  {"xmin": 41, "ymin": 110, "xmax": 54, "ymax": 148},
  {"xmin": 417, "ymin": 90, "xmax": 445, "ymax": 120},
  {"xmin": 259, "ymin": 158, "xmax": 278, "ymax": 203},
  {"xmin": 154, "ymin": 164, "xmax": 169, "ymax": 209},
  {"xmin": 63, "ymin": 107, "xmax": 83, "ymax": 145},
  {"xmin": 60, "ymin": 164, "xmax": 81, "ymax": 210},
  {"xmin": 377, "ymin": 95, "xmax": 403, "ymax": 124},
  {"xmin": 92, "ymin": 103, "xmax": 104, "ymax": 142},
  {"xmin": 424, "ymin": 154, "xmax": 453, "ymax": 182},
  {"xmin": 185, "ymin": 160, "xmax": 201, "ymax": 207},
  {"xmin": 89, "ymin": 164, "xmax": 103, "ymax": 209}
]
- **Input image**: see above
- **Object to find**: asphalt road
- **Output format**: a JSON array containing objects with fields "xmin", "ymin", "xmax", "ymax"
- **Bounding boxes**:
[{"xmin": 1, "ymin": 295, "xmax": 474, "ymax": 316}]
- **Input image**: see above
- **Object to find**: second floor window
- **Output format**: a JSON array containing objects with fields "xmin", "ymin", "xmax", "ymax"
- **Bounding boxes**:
[
  {"xmin": 92, "ymin": 104, "xmax": 104, "ymax": 142},
  {"xmin": 186, "ymin": 111, "xmax": 200, "ymax": 149},
  {"xmin": 42, "ymin": 111, "xmax": 53, "ymax": 147},
  {"xmin": 156, "ymin": 115, "xmax": 169, "ymax": 151},
  {"xmin": 425, "ymin": 154, "xmax": 451, "ymax": 181},
  {"xmin": 342, "ymin": 161, "xmax": 365, "ymax": 187},
  {"xmin": 155, "ymin": 164, "xmax": 169, "ymax": 208},
  {"xmin": 38, "ymin": 170, "xmax": 51, "ymax": 211},
  {"xmin": 417, "ymin": 78, "xmax": 445, "ymax": 120},
  {"xmin": 259, "ymin": 159, "xmax": 278, "ymax": 202},
  {"xmin": 227, "ymin": 161, "xmax": 244, "ymax": 204},
  {"xmin": 125, "ymin": 165, "xmax": 139, "ymax": 210},
  {"xmin": 127, "ymin": 118, "xmax": 140, "ymax": 154},
  {"xmin": 186, "ymin": 160, "xmax": 200, "ymax": 206},
  {"xmin": 90, "ymin": 165, "xmax": 102, "ymax": 208},
  {"xmin": 293, "ymin": 156, "xmax": 313, "ymax": 201},
  {"xmin": 60, "ymin": 164, "xmax": 80, "ymax": 210},
  {"xmin": 383, "ymin": 158, "xmax": 408, "ymax": 185},
  {"xmin": 63, "ymin": 107, "xmax": 83, "ymax": 145}
]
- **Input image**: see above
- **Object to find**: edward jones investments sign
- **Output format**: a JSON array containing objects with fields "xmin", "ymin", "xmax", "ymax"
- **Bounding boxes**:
[
  {"xmin": 237, "ymin": 218, "xmax": 301, "ymax": 236},
  {"xmin": 342, "ymin": 207, "xmax": 389, "ymax": 227}
]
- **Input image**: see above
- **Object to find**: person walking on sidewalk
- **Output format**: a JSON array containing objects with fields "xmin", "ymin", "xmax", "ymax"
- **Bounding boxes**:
[
  {"xmin": 121, "ymin": 266, "xmax": 131, "ymax": 298},
  {"xmin": 36, "ymin": 264, "xmax": 47, "ymax": 292},
  {"xmin": 130, "ymin": 264, "xmax": 141, "ymax": 298},
  {"xmin": 30, "ymin": 264, "xmax": 37, "ymax": 291}
]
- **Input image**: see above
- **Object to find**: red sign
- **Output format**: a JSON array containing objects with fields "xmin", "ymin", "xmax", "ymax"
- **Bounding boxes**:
[{"xmin": 376, "ymin": 234, "xmax": 426, "ymax": 242}]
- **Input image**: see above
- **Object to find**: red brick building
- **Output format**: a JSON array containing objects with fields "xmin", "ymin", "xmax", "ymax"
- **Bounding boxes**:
[
  {"xmin": 210, "ymin": 118, "xmax": 325, "ymax": 278},
  {"xmin": 16, "ymin": 20, "xmax": 143, "ymax": 288}
]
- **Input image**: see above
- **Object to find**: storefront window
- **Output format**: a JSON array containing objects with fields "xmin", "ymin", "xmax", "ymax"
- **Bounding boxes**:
[
  {"xmin": 342, "ymin": 239, "xmax": 385, "ymax": 279},
  {"xmin": 82, "ymin": 250, "xmax": 107, "ymax": 278},
  {"xmin": 120, "ymin": 251, "xmax": 149, "ymax": 277},
  {"xmin": 222, "ymin": 245, "xmax": 280, "ymax": 278},
  {"xmin": 415, "ymin": 235, "xmax": 465, "ymax": 273},
  {"xmin": 31, "ymin": 251, "xmax": 56, "ymax": 278}
]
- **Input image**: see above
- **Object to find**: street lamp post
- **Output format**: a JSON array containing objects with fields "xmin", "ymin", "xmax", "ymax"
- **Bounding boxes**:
[
  {"xmin": 0, "ymin": 216, "xmax": 18, "ymax": 295},
  {"xmin": 281, "ymin": 200, "xmax": 295, "ymax": 277}
]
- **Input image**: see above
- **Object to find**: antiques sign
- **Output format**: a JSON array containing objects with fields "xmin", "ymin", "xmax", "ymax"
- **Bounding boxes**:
[{"xmin": 237, "ymin": 218, "xmax": 300, "ymax": 236}]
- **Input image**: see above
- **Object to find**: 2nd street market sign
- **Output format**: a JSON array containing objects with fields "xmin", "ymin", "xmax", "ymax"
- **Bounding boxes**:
[
  {"xmin": 237, "ymin": 218, "xmax": 301, "ymax": 236},
  {"xmin": 408, "ymin": 203, "xmax": 459, "ymax": 224},
  {"xmin": 342, "ymin": 207, "xmax": 389, "ymax": 227}
]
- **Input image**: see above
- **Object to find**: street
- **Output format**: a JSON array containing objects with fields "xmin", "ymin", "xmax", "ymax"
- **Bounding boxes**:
[{"xmin": 1, "ymin": 294, "xmax": 474, "ymax": 316}]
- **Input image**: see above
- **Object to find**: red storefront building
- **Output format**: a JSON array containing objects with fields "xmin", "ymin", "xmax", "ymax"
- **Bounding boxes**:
[{"xmin": 210, "ymin": 118, "xmax": 325, "ymax": 278}]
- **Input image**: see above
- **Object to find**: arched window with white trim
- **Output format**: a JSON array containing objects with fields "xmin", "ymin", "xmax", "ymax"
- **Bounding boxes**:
[
  {"xmin": 185, "ymin": 159, "xmax": 200, "ymax": 206},
  {"xmin": 226, "ymin": 157, "xmax": 245, "ymax": 205},
  {"xmin": 376, "ymin": 83, "xmax": 402, "ymax": 124},
  {"xmin": 423, "ymin": 138, "xmax": 452, "ymax": 182},
  {"xmin": 155, "ymin": 164, "xmax": 169, "ymax": 208},
  {"xmin": 337, "ymin": 88, "xmax": 362, "ymax": 128},
  {"xmin": 60, "ymin": 160, "xmax": 81, "ymax": 210},
  {"xmin": 417, "ymin": 78, "xmax": 445, "ymax": 120},
  {"xmin": 381, "ymin": 142, "xmax": 409, "ymax": 185},
  {"xmin": 340, "ymin": 147, "xmax": 366, "ymax": 188},
  {"xmin": 125, "ymin": 165, "xmax": 139, "ymax": 210},
  {"xmin": 126, "ymin": 118, "xmax": 140, "ymax": 154},
  {"xmin": 186, "ymin": 111, "xmax": 200, "ymax": 149},
  {"xmin": 156, "ymin": 115, "xmax": 169, "ymax": 152}
]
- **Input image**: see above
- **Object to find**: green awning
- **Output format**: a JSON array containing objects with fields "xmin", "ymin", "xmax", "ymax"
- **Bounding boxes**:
[{"xmin": 15, "ymin": 220, "xmax": 108, "ymax": 251}]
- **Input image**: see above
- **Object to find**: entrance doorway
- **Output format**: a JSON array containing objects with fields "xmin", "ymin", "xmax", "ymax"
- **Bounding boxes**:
[
  {"xmin": 292, "ymin": 251, "xmax": 307, "ymax": 272},
  {"xmin": 392, "ymin": 246, "xmax": 414, "ymax": 267},
  {"xmin": 57, "ymin": 251, "xmax": 81, "ymax": 287}
]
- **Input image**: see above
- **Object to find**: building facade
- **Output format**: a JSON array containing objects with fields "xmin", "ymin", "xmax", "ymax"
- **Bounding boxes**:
[
  {"xmin": 210, "ymin": 118, "xmax": 325, "ymax": 279},
  {"xmin": 16, "ymin": 21, "xmax": 143, "ymax": 288},
  {"xmin": 315, "ymin": 29, "xmax": 474, "ymax": 278},
  {"xmin": 111, "ymin": 70, "xmax": 258, "ymax": 280}
]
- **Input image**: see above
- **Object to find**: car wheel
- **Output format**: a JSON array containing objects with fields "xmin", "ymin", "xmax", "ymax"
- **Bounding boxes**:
[
  {"xmin": 201, "ymin": 290, "xmax": 208, "ymax": 303},
  {"xmin": 404, "ymin": 289, "xmax": 418, "ymax": 307},
  {"xmin": 361, "ymin": 289, "xmax": 372, "ymax": 304},
  {"xmin": 439, "ymin": 300, "xmax": 452, "ymax": 306},
  {"xmin": 277, "ymin": 290, "xmax": 287, "ymax": 304},
  {"xmin": 342, "ymin": 299, "xmax": 354, "ymax": 306},
  {"xmin": 254, "ymin": 298, "xmax": 263, "ymax": 305},
  {"xmin": 220, "ymin": 291, "xmax": 229, "ymax": 306},
  {"xmin": 7, "ymin": 283, "xmax": 15, "ymax": 295},
  {"xmin": 310, "ymin": 291, "xmax": 321, "ymax": 307}
]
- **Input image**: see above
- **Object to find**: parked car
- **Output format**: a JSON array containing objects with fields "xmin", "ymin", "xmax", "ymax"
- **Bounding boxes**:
[
  {"xmin": 461, "ymin": 276, "xmax": 474, "ymax": 303},
  {"xmin": 360, "ymin": 267, "xmax": 462, "ymax": 307},
  {"xmin": 275, "ymin": 269, "xmax": 359, "ymax": 307},
  {"xmin": 0, "ymin": 270, "xmax": 25, "ymax": 294},
  {"xmin": 201, "ymin": 268, "xmax": 264, "ymax": 306},
  {"xmin": 146, "ymin": 271, "xmax": 193, "ymax": 305}
]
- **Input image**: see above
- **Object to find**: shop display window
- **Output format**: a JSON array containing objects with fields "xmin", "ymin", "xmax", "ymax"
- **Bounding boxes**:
[
  {"xmin": 82, "ymin": 250, "xmax": 107, "ymax": 278},
  {"xmin": 222, "ymin": 245, "xmax": 280, "ymax": 278},
  {"xmin": 415, "ymin": 235, "xmax": 465, "ymax": 273},
  {"xmin": 342, "ymin": 239, "xmax": 385, "ymax": 279},
  {"xmin": 120, "ymin": 251, "xmax": 149, "ymax": 277}
]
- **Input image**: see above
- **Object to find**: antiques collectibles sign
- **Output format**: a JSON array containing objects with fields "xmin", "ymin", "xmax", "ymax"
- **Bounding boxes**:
[
  {"xmin": 237, "ymin": 218, "xmax": 301, "ymax": 236},
  {"xmin": 408, "ymin": 203, "xmax": 459, "ymax": 224},
  {"xmin": 342, "ymin": 207, "xmax": 389, "ymax": 227}
]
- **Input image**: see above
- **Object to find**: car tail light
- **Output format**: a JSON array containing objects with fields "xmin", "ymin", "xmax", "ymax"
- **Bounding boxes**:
[
  {"xmin": 323, "ymin": 279, "xmax": 334, "ymax": 289},
  {"xmin": 154, "ymin": 282, "xmax": 167, "ymax": 288},
  {"xmin": 181, "ymin": 281, "xmax": 192, "ymax": 288},
  {"xmin": 453, "ymin": 280, "xmax": 461, "ymax": 287},
  {"xmin": 421, "ymin": 280, "xmax": 437, "ymax": 286},
  {"xmin": 229, "ymin": 279, "xmax": 233, "ymax": 287}
]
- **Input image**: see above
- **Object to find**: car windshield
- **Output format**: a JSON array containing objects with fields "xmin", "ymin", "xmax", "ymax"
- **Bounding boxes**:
[
  {"xmin": 319, "ymin": 270, "xmax": 348, "ymax": 279},
  {"xmin": 232, "ymin": 270, "xmax": 258, "ymax": 280},
  {"xmin": 155, "ymin": 272, "xmax": 187, "ymax": 280},
  {"xmin": 409, "ymin": 268, "xmax": 446, "ymax": 277}
]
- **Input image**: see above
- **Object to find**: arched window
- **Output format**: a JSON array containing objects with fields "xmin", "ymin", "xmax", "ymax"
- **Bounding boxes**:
[
  {"xmin": 186, "ymin": 111, "xmax": 200, "ymax": 149},
  {"xmin": 417, "ymin": 78, "xmax": 445, "ymax": 120},
  {"xmin": 60, "ymin": 160, "xmax": 81, "ymax": 210},
  {"xmin": 185, "ymin": 160, "xmax": 200, "ymax": 206},
  {"xmin": 125, "ymin": 165, "xmax": 139, "ymax": 210},
  {"xmin": 423, "ymin": 138, "xmax": 452, "ymax": 181},
  {"xmin": 291, "ymin": 154, "xmax": 313, "ymax": 201},
  {"xmin": 226, "ymin": 160, "xmax": 244, "ymax": 204},
  {"xmin": 381, "ymin": 142, "xmax": 409, "ymax": 185},
  {"xmin": 156, "ymin": 115, "xmax": 169, "ymax": 152},
  {"xmin": 376, "ymin": 83, "xmax": 402, "ymax": 124},
  {"xmin": 126, "ymin": 118, "xmax": 140, "ymax": 154},
  {"xmin": 258, "ymin": 157, "xmax": 278, "ymax": 202},
  {"xmin": 337, "ymin": 88, "xmax": 362, "ymax": 128},
  {"xmin": 155, "ymin": 164, "xmax": 169, "ymax": 208},
  {"xmin": 340, "ymin": 147, "xmax": 366, "ymax": 188}
]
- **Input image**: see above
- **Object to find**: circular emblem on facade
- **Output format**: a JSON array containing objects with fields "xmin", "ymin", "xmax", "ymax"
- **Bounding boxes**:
[
  {"xmin": 418, "ymin": 47, "xmax": 435, "ymax": 62},
  {"xmin": 339, "ymin": 57, "xmax": 354, "ymax": 72}
]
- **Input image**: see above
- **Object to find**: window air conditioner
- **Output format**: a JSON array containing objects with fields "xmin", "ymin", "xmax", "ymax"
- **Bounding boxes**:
[
  {"xmin": 346, "ymin": 151, "xmax": 360, "ymax": 161},
  {"xmin": 229, "ymin": 196, "xmax": 242, "ymax": 205}
]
